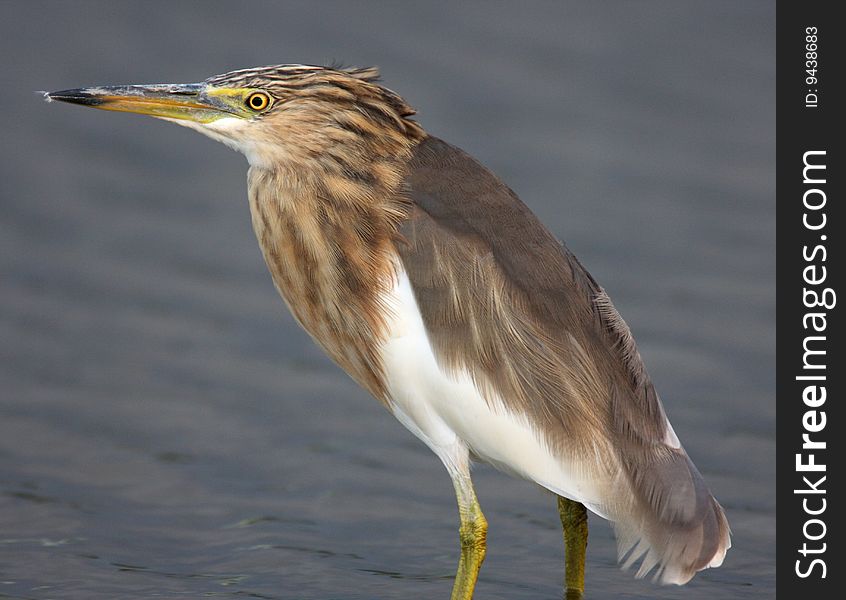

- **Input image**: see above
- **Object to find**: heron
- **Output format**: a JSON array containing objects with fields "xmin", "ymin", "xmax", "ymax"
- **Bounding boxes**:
[{"xmin": 46, "ymin": 64, "xmax": 730, "ymax": 599}]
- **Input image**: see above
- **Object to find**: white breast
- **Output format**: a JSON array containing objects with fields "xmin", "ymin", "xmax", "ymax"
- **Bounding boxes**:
[{"xmin": 378, "ymin": 267, "xmax": 606, "ymax": 508}]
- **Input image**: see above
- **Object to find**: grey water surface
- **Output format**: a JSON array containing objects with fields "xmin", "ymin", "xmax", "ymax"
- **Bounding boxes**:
[{"xmin": 0, "ymin": 2, "xmax": 773, "ymax": 598}]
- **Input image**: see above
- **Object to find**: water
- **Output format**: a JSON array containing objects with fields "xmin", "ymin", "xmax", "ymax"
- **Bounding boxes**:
[{"xmin": 0, "ymin": 2, "xmax": 774, "ymax": 598}]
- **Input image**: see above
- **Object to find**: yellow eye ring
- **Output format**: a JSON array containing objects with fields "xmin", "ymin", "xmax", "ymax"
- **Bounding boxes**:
[{"xmin": 246, "ymin": 91, "xmax": 271, "ymax": 112}]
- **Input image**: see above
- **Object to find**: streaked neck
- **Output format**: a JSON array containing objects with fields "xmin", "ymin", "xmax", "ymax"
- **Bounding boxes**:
[{"xmin": 246, "ymin": 139, "xmax": 422, "ymax": 400}]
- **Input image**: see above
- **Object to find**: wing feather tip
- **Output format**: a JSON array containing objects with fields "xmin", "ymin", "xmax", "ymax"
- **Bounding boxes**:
[{"xmin": 613, "ymin": 500, "xmax": 731, "ymax": 586}]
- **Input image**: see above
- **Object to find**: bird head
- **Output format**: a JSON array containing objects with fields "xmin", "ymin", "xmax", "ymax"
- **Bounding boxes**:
[{"xmin": 46, "ymin": 64, "xmax": 424, "ymax": 171}]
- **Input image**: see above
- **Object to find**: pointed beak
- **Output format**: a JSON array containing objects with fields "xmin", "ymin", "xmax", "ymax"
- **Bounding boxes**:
[{"xmin": 46, "ymin": 83, "xmax": 234, "ymax": 123}]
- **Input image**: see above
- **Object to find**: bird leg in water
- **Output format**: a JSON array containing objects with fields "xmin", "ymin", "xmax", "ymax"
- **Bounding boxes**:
[
  {"xmin": 450, "ymin": 474, "xmax": 488, "ymax": 600},
  {"xmin": 558, "ymin": 495, "xmax": 588, "ymax": 599}
]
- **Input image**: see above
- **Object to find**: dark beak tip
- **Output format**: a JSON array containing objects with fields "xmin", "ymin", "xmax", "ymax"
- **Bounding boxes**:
[{"xmin": 43, "ymin": 88, "xmax": 104, "ymax": 107}]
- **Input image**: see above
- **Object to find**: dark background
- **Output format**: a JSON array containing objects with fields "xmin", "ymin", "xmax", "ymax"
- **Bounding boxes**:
[
  {"xmin": 776, "ymin": 3, "xmax": 841, "ymax": 597},
  {"xmin": 1, "ymin": 2, "xmax": 774, "ymax": 598}
]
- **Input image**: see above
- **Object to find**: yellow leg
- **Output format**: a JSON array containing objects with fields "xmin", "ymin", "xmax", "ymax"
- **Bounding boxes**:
[
  {"xmin": 450, "ymin": 474, "xmax": 488, "ymax": 600},
  {"xmin": 557, "ymin": 495, "xmax": 588, "ymax": 600}
]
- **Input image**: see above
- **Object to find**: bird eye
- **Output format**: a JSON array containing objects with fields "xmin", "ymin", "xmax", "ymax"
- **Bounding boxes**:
[{"xmin": 246, "ymin": 91, "xmax": 271, "ymax": 112}]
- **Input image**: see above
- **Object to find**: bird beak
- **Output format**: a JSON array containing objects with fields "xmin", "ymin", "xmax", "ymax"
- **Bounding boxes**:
[{"xmin": 45, "ymin": 83, "xmax": 234, "ymax": 123}]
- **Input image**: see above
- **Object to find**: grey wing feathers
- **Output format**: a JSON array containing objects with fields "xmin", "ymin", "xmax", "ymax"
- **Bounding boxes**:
[{"xmin": 397, "ymin": 136, "xmax": 730, "ymax": 584}]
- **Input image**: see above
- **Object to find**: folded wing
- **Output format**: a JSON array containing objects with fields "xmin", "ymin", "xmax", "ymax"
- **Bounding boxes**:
[{"xmin": 396, "ymin": 136, "xmax": 730, "ymax": 583}]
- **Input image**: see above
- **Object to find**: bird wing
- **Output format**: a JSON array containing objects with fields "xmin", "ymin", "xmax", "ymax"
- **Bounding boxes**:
[{"xmin": 395, "ymin": 135, "xmax": 729, "ymax": 584}]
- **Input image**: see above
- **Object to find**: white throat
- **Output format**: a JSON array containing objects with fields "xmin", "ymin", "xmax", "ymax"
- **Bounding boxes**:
[{"xmin": 160, "ymin": 116, "xmax": 279, "ymax": 169}]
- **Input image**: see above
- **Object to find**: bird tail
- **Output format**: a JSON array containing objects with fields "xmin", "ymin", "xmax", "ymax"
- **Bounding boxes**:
[{"xmin": 606, "ymin": 446, "xmax": 731, "ymax": 585}]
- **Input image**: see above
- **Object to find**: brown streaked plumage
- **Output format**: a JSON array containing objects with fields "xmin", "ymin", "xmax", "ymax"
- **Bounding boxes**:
[
  {"xmin": 223, "ymin": 66, "xmax": 424, "ymax": 399},
  {"xmin": 47, "ymin": 64, "xmax": 730, "ymax": 599},
  {"xmin": 247, "ymin": 164, "xmax": 408, "ymax": 401}
]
